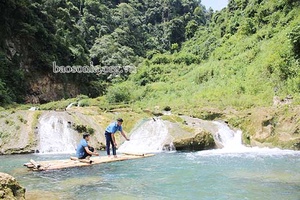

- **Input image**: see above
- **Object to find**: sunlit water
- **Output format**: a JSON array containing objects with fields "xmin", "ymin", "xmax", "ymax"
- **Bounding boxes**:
[{"xmin": 1, "ymin": 150, "xmax": 300, "ymax": 200}]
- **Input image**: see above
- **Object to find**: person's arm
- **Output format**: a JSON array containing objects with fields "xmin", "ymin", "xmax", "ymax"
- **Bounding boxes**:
[
  {"xmin": 121, "ymin": 130, "xmax": 130, "ymax": 141},
  {"xmin": 111, "ymin": 133, "xmax": 117, "ymax": 146},
  {"xmin": 84, "ymin": 146, "xmax": 99, "ymax": 156}
]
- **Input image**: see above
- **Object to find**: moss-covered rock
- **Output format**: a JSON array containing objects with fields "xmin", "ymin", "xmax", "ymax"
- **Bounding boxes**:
[
  {"xmin": 162, "ymin": 115, "xmax": 216, "ymax": 151},
  {"xmin": 173, "ymin": 131, "xmax": 215, "ymax": 151},
  {"xmin": 0, "ymin": 172, "xmax": 25, "ymax": 200}
]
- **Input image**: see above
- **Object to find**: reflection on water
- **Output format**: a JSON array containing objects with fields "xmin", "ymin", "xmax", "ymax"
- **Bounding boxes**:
[{"xmin": 0, "ymin": 151, "xmax": 300, "ymax": 200}]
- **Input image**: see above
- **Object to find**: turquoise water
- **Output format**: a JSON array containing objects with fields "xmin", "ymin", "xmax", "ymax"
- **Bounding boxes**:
[{"xmin": 1, "ymin": 150, "xmax": 300, "ymax": 200}]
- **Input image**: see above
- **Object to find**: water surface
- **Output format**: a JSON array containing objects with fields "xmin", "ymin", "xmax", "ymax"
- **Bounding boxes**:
[{"xmin": 1, "ymin": 150, "xmax": 300, "ymax": 200}]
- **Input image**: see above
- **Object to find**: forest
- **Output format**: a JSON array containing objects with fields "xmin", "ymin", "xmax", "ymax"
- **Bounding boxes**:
[{"xmin": 0, "ymin": 0, "xmax": 299, "ymax": 110}]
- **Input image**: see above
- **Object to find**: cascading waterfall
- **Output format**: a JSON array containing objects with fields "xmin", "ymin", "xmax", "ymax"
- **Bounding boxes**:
[
  {"xmin": 66, "ymin": 102, "xmax": 76, "ymax": 109},
  {"xmin": 212, "ymin": 121, "xmax": 244, "ymax": 149},
  {"xmin": 38, "ymin": 112, "xmax": 79, "ymax": 154},
  {"xmin": 118, "ymin": 119, "xmax": 173, "ymax": 153},
  {"xmin": 200, "ymin": 121, "xmax": 291, "ymax": 155}
]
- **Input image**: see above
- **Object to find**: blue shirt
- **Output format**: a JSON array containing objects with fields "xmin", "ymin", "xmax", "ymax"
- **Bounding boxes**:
[
  {"xmin": 76, "ymin": 139, "xmax": 88, "ymax": 158},
  {"xmin": 105, "ymin": 122, "xmax": 122, "ymax": 134}
]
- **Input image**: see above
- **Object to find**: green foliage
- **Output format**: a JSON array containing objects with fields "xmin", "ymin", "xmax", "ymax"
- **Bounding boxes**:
[
  {"xmin": 173, "ymin": 53, "xmax": 200, "ymax": 65},
  {"xmin": 73, "ymin": 124, "xmax": 94, "ymax": 135},
  {"xmin": 78, "ymin": 99, "xmax": 90, "ymax": 107},
  {"xmin": 288, "ymin": 24, "xmax": 300, "ymax": 59},
  {"xmin": 109, "ymin": 0, "xmax": 300, "ymax": 111},
  {"xmin": 0, "ymin": 0, "xmax": 207, "ymax": 104},
  {"xmin": 1, "ymin": 0, "xmax": 300, "ymax": 113},
  {"xmin": 39, "ymin": 99, "xmax": 74, "ymax": 110},
  {"xmin": 161, "ymin": 115, "xmax": 184, "ymax": 123},
  {"xmin": 0, "ymin": 79, "xmax": 11, "ymax": 106},
  {"xmin": 106, "ymin": 82, "xmax": 134, "ymax": 103}
]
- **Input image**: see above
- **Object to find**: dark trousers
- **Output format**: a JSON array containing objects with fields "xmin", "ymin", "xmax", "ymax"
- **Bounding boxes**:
[
  {"xmin": 79, "ymin": 146, "xmax": 94, "ymax": 159},
  {"xmin": 105, "ymin": 131, "xmax": 116, "ymax": 155}
]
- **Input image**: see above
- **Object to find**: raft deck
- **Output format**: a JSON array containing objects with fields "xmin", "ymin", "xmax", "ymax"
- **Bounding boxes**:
[{"xmin": 24, "ymin": 153, "xmax": 154, "ymax": 171}]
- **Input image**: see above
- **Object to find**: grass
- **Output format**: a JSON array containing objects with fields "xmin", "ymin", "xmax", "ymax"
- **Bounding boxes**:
[
  {"xmin": 161, "ymin": 115, "xmax": 184, "ymax": 123},
  {"xmin": 32, "ymin": 111, "xmax": 41, "ymax": 129}
]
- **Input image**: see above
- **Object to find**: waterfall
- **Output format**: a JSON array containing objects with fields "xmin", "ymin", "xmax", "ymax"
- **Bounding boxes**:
[
  {"xmin": 118, "ymin": 119, "xmax": 173, "ymax": 153},
  {"xmin": 212, "ymin": 121, "xmax": 244, "ymax": 149},
  {"xmin": 197, "ymin": 121, "xmax": 295, "ymax": 155},
  {"xmin": 66, "ymin": 102, "xmax": 75, "ymax": 109},
  {"xmin": 38, "ymin": 112, "xmax": 80, "ymax": 154}
]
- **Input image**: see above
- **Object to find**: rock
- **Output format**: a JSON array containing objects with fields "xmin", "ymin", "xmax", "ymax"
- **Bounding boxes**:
[
  {"xmin": 0, "ymin": 172, "xmax": 25, "ymax": 200},
  {"xmin": 152, "ymin": 111, "xmax": 163, "ymax": 117},
  {"xmin": 163, "ymin": 117, "xmax": 216, "ymax": 151},
  {"xmin": 227, "ymin": 106, "xmax": 300, "ymax": 150},
  {"xmin": 173, "ymin": 131, "xmax": 216, "ymax": 151}
]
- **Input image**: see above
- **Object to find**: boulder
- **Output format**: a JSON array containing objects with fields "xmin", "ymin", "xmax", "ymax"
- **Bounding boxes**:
[
  {"xmin": 0, "ymin": 172, "xmax": 25, "ymax": 200},
  {"xmin": 163, "ymin": 118, "xmax": 216, "ymax": 151},
  {"xmin": 173, "ymin": 131, "xmax": 215, "ymax": 151}
]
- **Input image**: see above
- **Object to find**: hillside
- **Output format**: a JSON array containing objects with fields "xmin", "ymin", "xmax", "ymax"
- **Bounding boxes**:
[
  {"xmin": 0, "ymin": 0, "xmax": 299, "ymax": 111},
  {"xmin": 106, "ymin": 0, "xmax": 300, "ymax": 111},
  {"xmin": 0, "ymin": 0, "xmax": 207, "ymax": 105}
]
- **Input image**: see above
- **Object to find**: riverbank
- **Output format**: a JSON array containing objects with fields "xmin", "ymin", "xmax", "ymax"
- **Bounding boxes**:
[{"xmin": 0, "ymin": 102, "xmax": 299, "ymax": 154}]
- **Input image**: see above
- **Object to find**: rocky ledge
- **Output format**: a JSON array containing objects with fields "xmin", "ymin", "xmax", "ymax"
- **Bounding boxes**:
[{"xmin": 0, "ymin": 172, "xmax": 25, "ymax": 200}]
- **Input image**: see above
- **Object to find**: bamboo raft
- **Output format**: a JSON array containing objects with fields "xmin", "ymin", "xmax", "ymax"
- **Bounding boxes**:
[{"xmin": 23, "ymin": 153, "xmax": 154, "ymax": 171}]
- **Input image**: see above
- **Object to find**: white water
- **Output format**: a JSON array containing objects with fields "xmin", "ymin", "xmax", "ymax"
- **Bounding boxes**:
[
  {"xmin": 118, "ymin": 119, "xmax": 173, "ymax": 153},
  {"xmin": 199, "ymin": 121, "xmax": 300, "ymax": 156},
  {"xmin": 66, "ymin": 102, "xmax": 75, "ymax": 109},
  {"xmin": 38, "ymin": 112, "xmax": 79, "ymax": 154},
  {"xmin": 212, "ymin": 121, "xmax": 244, "ymax": 149}
]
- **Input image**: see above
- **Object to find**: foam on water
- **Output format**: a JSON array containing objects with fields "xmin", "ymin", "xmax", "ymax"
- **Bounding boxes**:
[{"xmin": 196, "ymin": 121, "xmax": 300, "ymax": 157}]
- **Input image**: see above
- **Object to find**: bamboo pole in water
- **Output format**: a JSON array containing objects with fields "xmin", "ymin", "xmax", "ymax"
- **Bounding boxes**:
[
  {"xmin": 70, "ymin": 156, "xmax": 93, "ymax": 164},
  {"xmin": 123, "ymin": 152, "xmax": 145, "ymax": 156},
  {"xmin": 30, "ymin": 159, "xmax": 41, "ymax": 169}
]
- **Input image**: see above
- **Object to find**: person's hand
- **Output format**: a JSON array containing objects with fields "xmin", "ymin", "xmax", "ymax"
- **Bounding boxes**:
[
  {"xmin": 94, "ymin": 152, "xmax": 99, "ymax": 156},
  {"xmin": 114, "ymin": 142, "xmax": 117, "ymax": 147},
  {"xmin": 126, "ymin": 138, "xmax": 130, "ymax": 141}
]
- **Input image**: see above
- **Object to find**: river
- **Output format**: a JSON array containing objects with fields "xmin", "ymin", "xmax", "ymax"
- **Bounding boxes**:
[
  {"xmin": 1, "ymin": 149, "xmax": 300, "ymax": 200},
  {"xmin": 1, "ymin": 118, "xmax": 300, "ymax": 199}
]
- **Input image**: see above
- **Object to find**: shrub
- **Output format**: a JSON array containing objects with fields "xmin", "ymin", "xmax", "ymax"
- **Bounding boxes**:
[
  {"xmin": 288, "ymin": 24, "xmax": 300, "ymax": 59},
  {"xmin": 78, "ymin": 99, "xmax": 90, "ymax": 107},
  {"xmin": 73, "ymin": 124, "xmax": 95, "ymax": 135},
  {"xmin": 106, "ymin": 83, "xmax": 133, "ymax": 103},
  {"xmin": 151, "ymin": 54, "xmax": 172, "ymax": 65},
  {"xmin": 173, "ymin": 53, "xmax": 200, "ymax": 65},
  {"xmin": 163, "ymin": 106, "xmax": 171, "ymax": 111},
  {"xmin": 76, "ymin": 94, "xmax": 89, "ymax": 101},
  {"xmin": 195, "ymin": 68, "xmax": 214, "ymax": 84},
  {"xmin": 87, "ymin": 127, "xmax": 95, "ymax": 135}
]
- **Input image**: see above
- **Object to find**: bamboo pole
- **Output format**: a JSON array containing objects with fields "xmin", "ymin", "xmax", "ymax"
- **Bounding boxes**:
[
  {"xmin": 30, "ymin": 159, "xmax": 41, "ymax": 169},
  {"xmin": 70, "ymin": 156, "xmax": 93, "ymax": 164},
  {"xmin": 24, "ymin": 163, "xmax": 35, "ymax": 168},
  {"xmin": 123, "ymin": 153, "xmax": 145, "ymax": 156}
]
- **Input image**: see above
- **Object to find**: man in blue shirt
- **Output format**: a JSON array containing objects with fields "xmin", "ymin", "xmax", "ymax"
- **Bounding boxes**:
[
  {"xmin": 105, "ymin": 118, "xmax": 130, "ymax": 157},
  {"xmin": 76, "ymin": 133, "xmax": 99, "ymax": 159}
]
